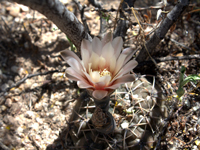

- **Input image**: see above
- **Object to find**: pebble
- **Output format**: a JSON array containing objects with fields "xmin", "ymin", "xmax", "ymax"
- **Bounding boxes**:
[
  {"xmin": 14, "ymin": 75, "xmax": 21, "ymax": 82},
  {"xmin": 25, "ymin": 111, "xmax": 35, "ymax": 119},
  {"xmin": 31, "ymin": 83, "xmax": 39, "ymax": 89},
  {"xmin": 52, "ymin": 72, "xmax": 64, "ymax": 80},
  {"xmin": 60, "ymin": 0, "xmax": 69, "ymax": 5},
  {"xmin": 8, "ymin": 80, "xmax": 15, "ymax": 86},
  {"xmin": 24, "ymin": 42, "xmax": 29, "ymax": 50},
  {"xmin": 13, "ymin": 88, "xmax": 22, "ymax": 95},
  {"xmin": 1, "ymin": 83, "xmax": 9, "ymax": 92},
  {"xmin": 5, "ymin": 98, "xmax": 12, "ymax": 107},
  {"xmin": 0, "ymin": 105, "xmax": 7, "ymax": 113},
  {"xmin": 48, "ymin": 112, "xmax": 55, "ymax": 118},
  {"xmin": 9, "ymin": 102, "xmax": 21, "ymax": 115},
  {"xmin": 16, "ymin": 126, "xmax": 24, "ymax": 138},
  {"xmin": 13, "ymin": 96, "xmax": 20, "ymax": 102},
  {"xmin": 35, "ymin": 117, "xmax": 43, "ymax": 124},
  {"xmin": 7, "ymin": 5, "xmax": 20, "ymax": 17},
  {"xmin": 11, "ymin": 66, "xmax": 19, "ymax": 73},
  {"xmin": 55, "ymin": 101, "xmax": 62, "ymax": 106},
  {"xmin": 28, "ymin": 122, "xmax": 39, "ymax": 130},
  {"xmin": 34, "ymin": 103, "xmax": 43, "ymax": 111},
  {"xmin": 84, "ymin": 12, "xmax": 92, "ymax": 19},
  {"xmin": 18, "ymin": 4, "xmax": 29, "ymax": 12},
  {"xmin": 121, "ymin": 120, "xmax": 129, "ymax": 129},
  {"xmin": 14, "ymin": 17, "xmax": 23, "ymax": 23},
  {"xmin": 3, "ymin": 115, "xmax": 18, "ymax": 129},
  {"xmin": 193, "ymin": 105, "xmax": 200, "ymax": 111}
]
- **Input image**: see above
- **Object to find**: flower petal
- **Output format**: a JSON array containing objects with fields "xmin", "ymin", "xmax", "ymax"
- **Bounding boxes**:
[
  {"xmin": 99, "ymin": 75, "xmax": 111, "ymax": 86},
  {"xmin": 66, "ymin": 67, "xmax": 86, "ymax": 82},
  {"xmin": 101, "ymin": 32, "xmax": 113, "ymax": 47},
  {"xmin": 92, "ymin": 37, "xmax": 102, "ymax": 56},
  {"xmin": 112, "ymin": 37, "xmax": 123, "ymax": 59},
  {"xmin": 81, "ymin": 48, "xmax": 90, "ymax": 70},
  {"xmin": 102, "ymin": 42, "xmax": 114, "ymax": 65},
  {"xmin": 110, "ymin": 60, "xmax": 137, "ymax": 84},
  {"xmin": 61, "ymin": 50, "xmax": 81, "ymax": 62},
  {"xmin": 81, "ymin": 39, "xmax": 92, "ymax": 54},
  {"xmin": 122, "ymin": 47, "xmax": 136, "ymax": 65},
  {"xmin": 106, "ymin": 74, "xmax": 135, "ymax": 89},
  {"xmin": 109, "ymin": 56, "xmax": 116, "ymax": 73},
  {"xmin": 120, "ymin": 59, "xmax": 138, "ymax": 75},
  {"xmin": 67, "ymin": 58, "xmax": 83, "ymax": 73},
  {"xmin": 98, "ymin": 56, "xmax": 106, "ymax": 70},
  {"xmin": 82, "ymin": 71, "xmax": 95, "ymax": 85},
  {"xmin": 89, "ymin": 52, "xmax": 100, "ymax": 70},
  {"xmin": 92, "ymin": 90, "xmax": 108, "ymax": 100},
  {"xmin": 77, "ymin": 81, "xmax": 94, "ymax": 89},
  {"xmin": 113, "ymin": 54, "xmax": 126, "ymax": 76}
]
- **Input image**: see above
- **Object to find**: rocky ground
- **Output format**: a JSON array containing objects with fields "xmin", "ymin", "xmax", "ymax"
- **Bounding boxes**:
[{"xmin": 0, "ymin": 0, "xmax": 200, "ymax": 150}]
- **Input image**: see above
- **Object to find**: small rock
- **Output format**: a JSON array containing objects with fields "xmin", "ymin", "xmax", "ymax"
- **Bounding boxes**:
[
  {"xmin": 0, "ymin": 96, "xmax": 5, "ymax": 105},
  {"xmin": 0, "ymin": 105, "xmax": 7, "ymax": 113},
  {"xmin": 1, "ymin": 83, "xmax": 9, "ymax": 92},
  {"xmin": 84, "ymin": 12, "xmax": 92, "ymax": 19},
  {"xmin": 5, "ymin": 98, "xmax": 12, "ymax": 107},
  {"xmin": 55, "ymin": 101, "xmax": 62, "ymax": 106},
  {"xmin": 16, "ymin": 126, "xmax": 24, "ymax": 138},
  {"xmin": 13, "ymin": 96, "xmax": 20, "ymax": 102},
  {"xmin": 9, "ymin": 102, "xmax": 21, "ymax": 115},
  {"xmin": 193, "ymin": 105, "xmax": 200, "ymax": 111},
  {"xmin": 31, "ymin": 83, "xmax": 39, "ymax": 89},
  {"xmin": 28, "ymin": 122, "xmax": 39, "ymax": 130},
  {"xmin": 19, "ymin": 68, "xmax": 26, "ymax": 77},
  {"xmin": 11, "ymin": 66, "xmax": 24, "ymax": 76},
  {"xmin": 34, "ymin": 103, "xmax": 43, "ymax": 111},
  {"xmin": 14, "ymin": 75, "xmax": 21, "ymax": 82},
  {"xmin": 108, "ymin": 20, "xmax": 112, "ymax": 24},
  {"xmin": 60, "ymin": 0, "xmax": 69, "ymax": 4},
  {"xmin": 52, "ymin": 72, "xmax": 65, "ymax": 80},
  {"xmin": 7, "ymin": 4, "xmax": 20, "ymax": 17},
  {"xmin": 13, "ymin": 88, "xmax": 22, "ymax": 95},
  {"xmin": 8, "ymin": 80, "xmax": 15, "ymax": 86},
  {"xmin": 121, "ymin": 120, "xmax": 129, "ymax": 129},
  {"xmin": 18, "ymin": 4, "xmax": 29, "ymax": 12},
  {"xmin": 14, "ymin": 17, "xmax": 23, "ymax": 23},
  {"xmin": 48, "ymin": 112, "xmax": 55, "ymax": 118},
  {"xmin": 24, "ymin": 42, "xmax": 29, "ymax": 50},
  {"xmin": 25, "ymin": 111, "xmax": 35, "ymax": 119},
  {"xmin": 3, "ymin": 115, "xmax": 19, "ymax": 129},
  {"xmin": 35, "ymin": 117, "xmax": 43, "ymax": 124}
]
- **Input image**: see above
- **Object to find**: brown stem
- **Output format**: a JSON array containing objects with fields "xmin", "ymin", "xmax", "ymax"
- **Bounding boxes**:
[{"xmin": 91, "ymin": 106, "xmax": 116, "ymax": 134}]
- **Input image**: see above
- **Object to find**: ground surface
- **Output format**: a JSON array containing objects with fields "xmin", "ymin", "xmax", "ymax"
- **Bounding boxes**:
[{"xmin": 0, "ymin": 0, "xmax": 200, "ymax": 150}]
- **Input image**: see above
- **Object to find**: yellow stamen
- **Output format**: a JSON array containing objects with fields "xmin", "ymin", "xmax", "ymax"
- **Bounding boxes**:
[{"xmin": 99, "ymin": 69, "xmax": 112, "ymax": 77}]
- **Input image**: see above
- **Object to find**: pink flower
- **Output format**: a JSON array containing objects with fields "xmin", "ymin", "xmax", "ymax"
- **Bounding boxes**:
[{"xmin": 61, "ymin": 32, "xmax": 138, "ymax": 100}]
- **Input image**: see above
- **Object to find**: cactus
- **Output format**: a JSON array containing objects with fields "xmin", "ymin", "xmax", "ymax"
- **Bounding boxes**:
[{"xmin": 68, "ymin": 76, "xmax": 167, "ymax": 149}]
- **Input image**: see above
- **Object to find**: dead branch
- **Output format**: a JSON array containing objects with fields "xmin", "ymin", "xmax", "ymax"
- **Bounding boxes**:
[
  {"xmin": 156, "ymin": 54, "xmax": 200, "ymax": 62},
  {"xmin": 114, "ymin": 0, "xmax": 136, "ymax": 38},
  {"xmin": 136, "ymin": 54, "xmax": 200, "ymax": 68},
  {"xmin": 136, "ymin": 0, "xmax": 190, "ymax": 63},
  {"xmin": 10, "ymin": 0, "xmax": 190, "ymax": 65},
  {"xmin": 1, "ymin": 70, "xmax": 61, "ymax": 94},
  {"xmin": 10, "ymin": 0, "xmax": 92, "ymax": 52},
  {"xmin": 73, "ymin": 0, "xmax": 90, "ymax": 34}
]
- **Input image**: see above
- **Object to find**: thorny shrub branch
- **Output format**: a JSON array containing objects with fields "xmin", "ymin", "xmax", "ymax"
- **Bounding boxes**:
[
  {"xmin": 136, "ymin": 0, "xmax": 190, "ymax": 63},
  {"xmin": 0, "ymin": 70, "xmax": 62, "ymax": 96}
]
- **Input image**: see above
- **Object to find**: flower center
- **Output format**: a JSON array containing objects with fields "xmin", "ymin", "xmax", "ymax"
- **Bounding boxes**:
[{"xmin": 99, "ymin": 69, "xmax": 112, "ymax": 77}]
